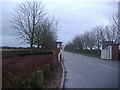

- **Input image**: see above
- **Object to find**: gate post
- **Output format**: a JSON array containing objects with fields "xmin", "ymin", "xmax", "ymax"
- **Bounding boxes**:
[
  {"xmin": 55, "ymin": 42, "xmax": 63, "ymax": 60},
  {"xmin": 111, "ymin": 44, "xmax": 119, "ymax": 60}
]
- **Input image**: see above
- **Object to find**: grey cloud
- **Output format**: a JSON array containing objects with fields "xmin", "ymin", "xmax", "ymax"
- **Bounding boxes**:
[{"xmin": 1, "ymin": 1, "xmax": 118, "ymax": 46}]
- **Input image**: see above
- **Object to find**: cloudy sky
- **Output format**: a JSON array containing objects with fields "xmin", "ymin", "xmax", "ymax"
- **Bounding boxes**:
[{"xmin": 1, "ymin": 0, "xmax": 118, "ymax": 47}]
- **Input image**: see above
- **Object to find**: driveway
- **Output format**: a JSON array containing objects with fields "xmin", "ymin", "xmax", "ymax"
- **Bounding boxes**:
[{"xmin": 63, "ymin": 52, "xmax": 119, "ymax": 88}]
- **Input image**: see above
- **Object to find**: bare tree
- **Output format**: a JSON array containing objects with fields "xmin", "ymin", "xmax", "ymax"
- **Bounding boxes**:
[
  {"xmin": 83, "ymin": 32, "xmax": 89, "ymax": 50},
  {"xmin": 10, "ymin": 2, "xmax": 46, "ymax": 48},
  {"xmin": 65, "ymin": 13, "xmax": 120, "ymax": 51},
  {"xmin": 109, "ymin": 14, "xmax": 120, "ymax": 44},
  {"xmin": 104, "ymin": 26, "xmax": 113, "ymax": 41},
  {"xmin": 103, "ymin": 24, "xmax": 118, "ymax": 44},
  {"xmin": 72, "ymin": 35, "xmax": 84, "ymax": 51},
  {"xmin": 87, "ymin": 31, "xmax": 96, "ymax": 50},
  {"xmin": 34, "ymin": 17, "xmax": 58, "ymax": 50},
  {"xmin": 64, "ymin": 42, "xmax": 74, "ymax": 51},
  {"xmin": 93, "ymin": 26, "xmax": 105, "ymax": 50}
]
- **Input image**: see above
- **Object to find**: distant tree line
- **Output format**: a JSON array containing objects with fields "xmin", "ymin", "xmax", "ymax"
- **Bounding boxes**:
[
  {"xmin": 10, "ymin": 2, "xmax": 58, "ymax": 51},
  {"xmin": 65, "ymin": 14, "xmax": 120, "ymax": 51}
]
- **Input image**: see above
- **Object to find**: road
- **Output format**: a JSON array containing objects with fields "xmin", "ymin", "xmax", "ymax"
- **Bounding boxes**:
[{"xmin": 63, "ymin": 52, "xmax": 119, "ymax": 88}]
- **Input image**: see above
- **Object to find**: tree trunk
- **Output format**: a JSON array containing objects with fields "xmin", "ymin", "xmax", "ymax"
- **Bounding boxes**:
[
  {"xmin": 37, "ymin": 44, "xmax": 40, "ymax": 48},
  {"xmin": 30, "ymin": 43, "xmax": 33, "ymax": 48},
  {"xmin": 98, "ymin": 46, "xmax": 100, "ymax": 50},
  {"xmin": 90, "ymin": 47, "xmax": 92, "ymax": 50},
  {"xmin": 85, "ymin": 45, "xmax": 87, "ymax": 50}
]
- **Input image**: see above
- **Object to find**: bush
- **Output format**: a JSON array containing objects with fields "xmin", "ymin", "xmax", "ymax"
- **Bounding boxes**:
[{"xmin": 2, "ymin": 54, "xmax": 53, "ymax": 88}]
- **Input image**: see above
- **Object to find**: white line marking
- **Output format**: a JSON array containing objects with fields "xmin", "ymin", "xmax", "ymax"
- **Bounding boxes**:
[
  {"xmin": 97, "ymin": 63, "xmax": 119, "ymax": 71},
  {"xmin": 84, "ymin": 58, "xmax": 88, "ymax": 61}
]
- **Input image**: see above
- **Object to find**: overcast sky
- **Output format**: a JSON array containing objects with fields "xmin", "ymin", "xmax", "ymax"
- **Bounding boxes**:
[{"xmin": 1, "ymin": 0, "xmax": 118, "ymax": 47}]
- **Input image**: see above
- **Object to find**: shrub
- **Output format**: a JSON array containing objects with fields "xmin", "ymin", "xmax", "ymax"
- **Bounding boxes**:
[{"xmin": 2, "ymin": 54, "xmax": 53, "ymax": 88}]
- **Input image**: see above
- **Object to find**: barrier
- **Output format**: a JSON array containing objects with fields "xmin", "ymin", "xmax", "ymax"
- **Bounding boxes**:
[
  {"xmin": 101, "ymin": 44, "xmax": 119, "ymax": 60},
  {"xmin": 101, "ymin": 48, "xmax": 111, "ymax": 60},
  {"xmin": 56, "ymin": 42, "xmax": 64, "ymax": 61}
]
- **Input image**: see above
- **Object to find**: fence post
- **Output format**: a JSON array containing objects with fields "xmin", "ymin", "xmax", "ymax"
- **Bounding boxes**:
[{"xmin": 36, "ymin": 71, "xmax": 43, "ymax": 88}]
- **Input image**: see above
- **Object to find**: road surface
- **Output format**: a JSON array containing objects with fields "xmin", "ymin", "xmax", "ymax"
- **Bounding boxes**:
[{"xmin": 63, "ymin": 52, "xmax": 119, "ymax": 88}]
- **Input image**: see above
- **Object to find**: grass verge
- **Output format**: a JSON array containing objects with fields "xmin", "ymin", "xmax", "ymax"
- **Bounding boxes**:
[{"xmin": 64, "ymin": 50, "xmax": 101, "ymax": 58}]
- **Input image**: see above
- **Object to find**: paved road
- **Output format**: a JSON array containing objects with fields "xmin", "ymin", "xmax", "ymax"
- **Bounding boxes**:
[{"xmin": 63, "ymin": 52, "xmax": 119, "ymax": 88}]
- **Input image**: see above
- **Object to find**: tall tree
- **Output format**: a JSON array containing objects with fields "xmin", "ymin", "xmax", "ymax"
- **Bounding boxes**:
[
  {"xmin": 34, "ymin": 17, "xmax": 58, "ymax": 50},
  {"xmin": 109, "ymin": 14, "xmax": 120, "ymax": 44},
  {"xmin": 83, "ymin": 32, "xmax": 89, "ymax": 50},
  {"xmin": 10, "ymin": 2, "xmax": 46, "ymax": 48},
  {"xmin": 64, "ymin": 42, "xmax": 74, "ymax": 51},
  {"xmin": 87, "ymin": 31, "xmax": 96, "ymax": 50},
  {"xmin": 72, "ymin": 35, "xmax": 84, "ymax": 51},
  {"xmin": 93, "ymin": 26, "xmax": 105, "ymax": 50}
]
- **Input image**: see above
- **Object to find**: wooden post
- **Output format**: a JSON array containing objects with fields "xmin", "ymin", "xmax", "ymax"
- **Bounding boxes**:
[{"xmin": 36, "ymin": 71, "xmax": 43, "ymax": 87}]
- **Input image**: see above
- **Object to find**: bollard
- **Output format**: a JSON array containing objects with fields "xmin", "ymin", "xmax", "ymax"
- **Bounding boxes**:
[{"xmin": 36, "ymin": 71, "xmax": 43, "ymax": 88}]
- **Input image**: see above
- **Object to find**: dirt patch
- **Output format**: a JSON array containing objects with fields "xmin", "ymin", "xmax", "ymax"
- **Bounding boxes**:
[{"xmin": 43, "ymin": 61, "xmax": 63, "ymax": 88}]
